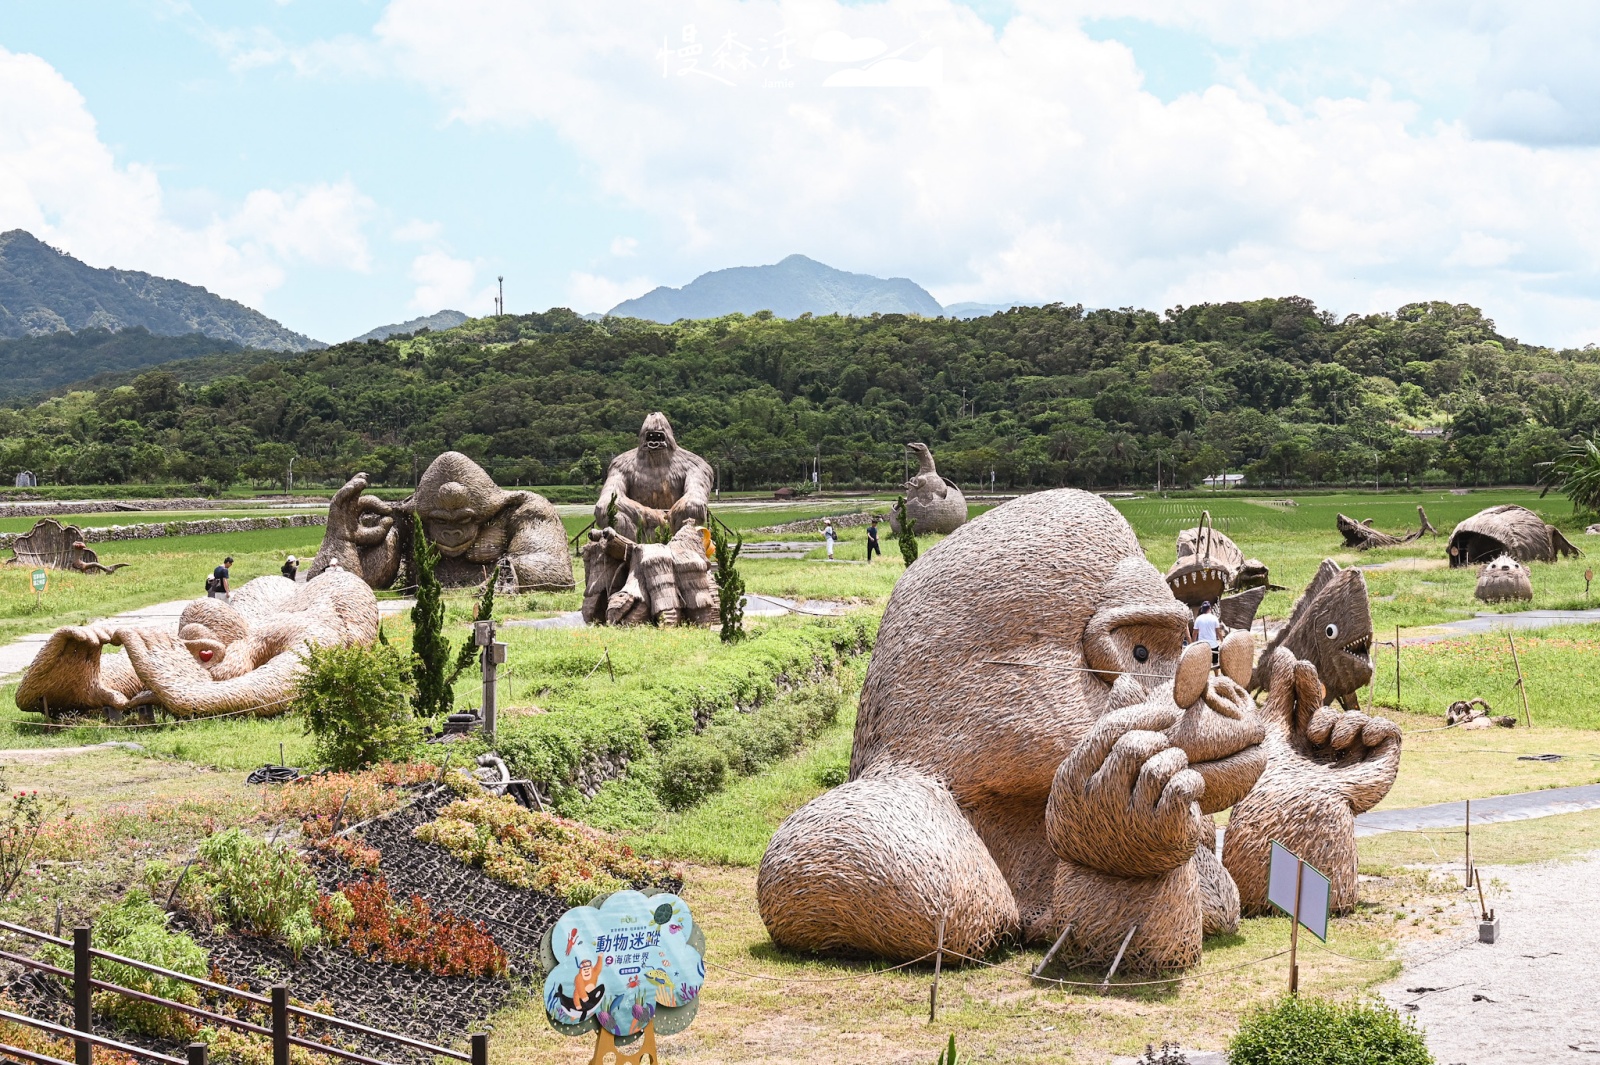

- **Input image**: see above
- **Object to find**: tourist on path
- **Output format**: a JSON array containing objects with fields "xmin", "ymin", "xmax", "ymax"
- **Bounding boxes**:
[
  {"xmin": 1193, "ymin": 600, "xmax": 1227, "ymax": 670},
  {"xmin": 281, "ymin": 555, "xmax": 299, "ymax": 582},
  {"xmin": 209, "ymin": 556, "xmax": 233, "ymax": 600},
  {"xmin": 824, "ymin": 520, "xmax": 836, "ymax": 560},
  {"xmin": 866, "ymin": 518, "xmax": 880, "ymax": 562}
]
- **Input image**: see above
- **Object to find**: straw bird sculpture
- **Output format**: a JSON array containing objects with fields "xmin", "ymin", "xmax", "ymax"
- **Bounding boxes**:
[
  {"xmin": 757, "ymin": 489, "xmax": 1271, "ymax": 974},
  {"xmin": 887, "ymin": 443, "xmax": 968, "ymax": 535}
]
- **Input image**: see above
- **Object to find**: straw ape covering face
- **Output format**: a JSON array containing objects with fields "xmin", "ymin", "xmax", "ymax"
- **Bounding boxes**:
[
  {"xmin": 757, "ymin": 489, "xmax": 1270, "ymax": 972},
  {"xmin": 16, "ymin": 570, "xmax": 379, "ymax": 719}
]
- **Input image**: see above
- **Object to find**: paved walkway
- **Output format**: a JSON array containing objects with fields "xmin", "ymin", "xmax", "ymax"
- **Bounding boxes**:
[
  {"xmin": 0, "ymin": 597, "xmax": 415, "ymax": 679},
  {"xmin": 1403, "ymin": 608, "xmax": 1600, "ymax": 645},
  {"xmin": 1356, "ymin": 782, "xmax": 1600, "ymax": 836},
  {"xmin": 500, "ymin": 594, "xmax": 853, "ymax": 631}
]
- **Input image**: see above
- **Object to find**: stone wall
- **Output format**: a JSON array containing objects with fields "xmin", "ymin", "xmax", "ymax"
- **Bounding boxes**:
[
  {"xmin": 0, "ymin": 498, "xmax": 219, "ymax": 519},
  {"xmin": 0, "ymin": 513, "xmax": 326, "ymax": 551}
]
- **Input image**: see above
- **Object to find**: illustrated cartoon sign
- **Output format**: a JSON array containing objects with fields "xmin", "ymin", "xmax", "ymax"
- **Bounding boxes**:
[{"xmin": 542, "ymin": 891, "xmax": 705, "ymax": 1040}]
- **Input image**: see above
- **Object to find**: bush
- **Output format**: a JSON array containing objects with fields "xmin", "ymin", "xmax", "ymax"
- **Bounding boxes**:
[
  {"xmin": 294, "ymin": 641, "xmax": 421, "ymax": 771},
  {"xmin": 658, "ymin": 742, "xmax": 728, "ymax": 809},
  {"xmin": 656, "ymin": 679, "xmax": 843, "ymax": 808},
  {"xmin": 192, "ymin": 830, "xmax": 322, "ymax": 957},
  {"xmin": 493, "ymin": 615, "xmax": 874, "ymax": 811},
  {"xmin": 413, "ymin": 794, "xmax": 659, "ymax": 905},
  {"xmin": 314, "ymin": 879, "xmax": 507, "ymax": 977},
  {"xmin": 1229, "ymin": 996, "xmax": 1434, "ymax": 1065},
  {"xmin": 44, "ymin": 889, "xmax": 208, "ymax": 1040}
]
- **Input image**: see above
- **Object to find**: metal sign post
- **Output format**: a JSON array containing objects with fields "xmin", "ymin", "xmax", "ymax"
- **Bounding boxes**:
[
  {"xmin": 32, "ymin": 568, "xmax": 46, "ymax": 609},
  {"xmin": 473, "ymin": 620, "xmax": 506, "ymax": 740}
]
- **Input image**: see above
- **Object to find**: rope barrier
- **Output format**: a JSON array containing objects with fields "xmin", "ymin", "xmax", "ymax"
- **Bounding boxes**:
[
  {"xmin": 703, "ymin": 952, "xmax": 936, "ymax": 984},
  {"xmin": 941, "ymin": 947, "xmax": 1294, "ymax": 988},
  {"xmin": 19, "ymin": 694, "xmax": 295, "ymax": 731}
]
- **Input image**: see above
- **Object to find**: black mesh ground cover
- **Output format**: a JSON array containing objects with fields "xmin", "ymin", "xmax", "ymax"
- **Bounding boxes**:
[{"xmin": 4, "ymin": 785, "xmax": 679, "ymax": 1064}]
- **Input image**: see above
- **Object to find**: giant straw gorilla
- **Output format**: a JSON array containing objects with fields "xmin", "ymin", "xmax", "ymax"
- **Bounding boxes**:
[{"xmin": 593, "ymin": 413, "xmax": 713, "ymax": 541}]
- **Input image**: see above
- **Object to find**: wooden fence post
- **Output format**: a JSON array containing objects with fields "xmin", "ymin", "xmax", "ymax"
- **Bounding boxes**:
[
  {"xmin": 471, "ymin": 1032, "xmax": 489, "ymax": 1065},
  {"xmin": 73, "ymin": 925, "xmax": 92, "ymax": 1065},
  {"xmin": 187, "ymin": 1043, "xmax": 208, "ymax": 1065},
  {"xmin": 271, "ymin": 986, "xmax": 289, "ymax": 1065}
]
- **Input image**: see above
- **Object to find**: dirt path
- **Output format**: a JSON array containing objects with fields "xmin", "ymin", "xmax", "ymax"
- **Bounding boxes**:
[{"xmin": 1379, "ymin": 854, "xmax": 1600, "ymax": 1063}]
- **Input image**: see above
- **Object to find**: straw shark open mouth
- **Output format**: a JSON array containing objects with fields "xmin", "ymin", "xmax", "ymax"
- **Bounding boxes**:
[{"xmin": 1342, "ymin": 632, "xmax": 1372, "ymax": 661}]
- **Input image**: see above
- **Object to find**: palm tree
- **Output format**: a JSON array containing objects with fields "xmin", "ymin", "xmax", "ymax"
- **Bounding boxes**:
[{"xmin": 1539, "ymin": 435, "xmax": 1600, "ymax": 514}]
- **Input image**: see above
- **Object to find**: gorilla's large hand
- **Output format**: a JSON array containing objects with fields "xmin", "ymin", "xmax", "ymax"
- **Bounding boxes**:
[
  {"xmin": 1045, "ymin": 704, "xmax": 1208, "ymax": 879},
  {"xmin": 309, "ymin": 473, "xmax": 403, "ymax": 587},
  {"xmin": 14, "ymin": 626, "xmax": 140, "ymax": 713}
]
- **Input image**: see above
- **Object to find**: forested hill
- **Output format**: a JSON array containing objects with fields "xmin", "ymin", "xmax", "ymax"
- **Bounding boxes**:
[
  {"xmin": 0, "ymin": 230, "xmax": 321, "ymax": 351},
  {"xmin": 3, "ymin": 297, "xmax": 1598, "ymax": 491}
]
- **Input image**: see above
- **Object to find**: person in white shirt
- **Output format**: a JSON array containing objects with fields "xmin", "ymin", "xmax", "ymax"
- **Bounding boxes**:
[
  {"xmin": 823, "ymin": 520, "xmax": 836, "ymax": 560},
  {"xmin": 1192, "ymin": 600, "xmax": 1227, "ymax": 670}
]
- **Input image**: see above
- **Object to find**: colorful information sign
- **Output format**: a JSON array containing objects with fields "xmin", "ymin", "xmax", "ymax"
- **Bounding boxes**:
[{"xmin": 543, "ymin": 890, "xmax": 705, "ymax": 1040}]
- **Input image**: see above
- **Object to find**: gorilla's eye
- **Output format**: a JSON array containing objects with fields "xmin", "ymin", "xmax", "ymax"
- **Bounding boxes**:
[
  {"xmin": 1324, "ymin": 623, "xmax": 1339, "ymax": 640},
  {"xmin": 1132, "ymin": 644, "xmax": 1149, "ymax": 663}
]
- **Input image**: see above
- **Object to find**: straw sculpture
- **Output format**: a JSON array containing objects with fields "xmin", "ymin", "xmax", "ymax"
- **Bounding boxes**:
[
  {"xmin": 757, "ymin": 490, "xmax": 1268, "ymax": 972},
  {"xmin": 1446, "ymin": 503, "xmax": 1581, "ymax": 567},
  {"xmin": 1224, "ymin": 648, "xmax": 1401, "ymax": 916},
  {"xmin": 886, "ymin": 443, "xmax": 967, "ymax": 535},
  {"xmin": 16, "ymin": 569, "xmax": 379, "ymax": 720},
  {"xmin": 309, "ymin": 456, "xmax": 572, "ymax": 591},
  {"xmin": 1249, "ymin": 559, "xmax": 1373, "ymax": 712},
  {"xmin": 1165, "ymin": 515, "xmax": 1274, "ymax": 627},
  {"xmin": 1475, "ymin": 553, "xmax": 1533, "ymax": 603},
  {"xmin": 592, "ymin": 412, "xmax": 713, "ymax": 542},
  {"xmin": 1336, "ymin": 505, "xmax": 1435, "ymax": 550},
  {"xmin": 5, "ymin": 518, "xmax": 126, "ymax": 573},
  {"xmin": 580, "ymin": 521, "xmax": 718, "ymax": 626}
]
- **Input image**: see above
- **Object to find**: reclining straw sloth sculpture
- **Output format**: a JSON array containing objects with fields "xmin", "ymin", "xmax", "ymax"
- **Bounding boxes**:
[{"xmin": 757, "ymin": 489, "xmax": 1399, "ymax": 973}]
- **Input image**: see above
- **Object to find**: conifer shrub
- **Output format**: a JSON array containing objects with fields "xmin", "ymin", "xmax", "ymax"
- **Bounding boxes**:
[{"xmin": 294, "ymin": 642, "xmax": 420, "ymax": 771}]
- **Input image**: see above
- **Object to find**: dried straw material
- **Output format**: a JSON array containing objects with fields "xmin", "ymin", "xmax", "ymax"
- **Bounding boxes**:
[
  {"xmin": 1250, "ymin": 559, "xmax": 1373, "ymax": 711},
  {"xmin": 1224, "ymin": 649, "xmax": 1401, "ymax": 916},
  {"xmin": 758, "ymin": 489, "xmax": 1268, "ymax": 970},
  {"xmin": 1446, "ymin": 503, "xmax": 1581, "ymax": 567},
  {"xmin": 1475, "ymin": 554, "xmax": 1533, "ymax": 603},
  {"xmin": 5, "ymin": 518, "xmax": 125, "ymax": 573},
  {"xmin": 16, "ymin": 570, "xmax": 380, "ymax": 720},
  {"xmin": 1336, "ymin": 506, "xmax": 1434, "ymax": 550},
  {"xmin": 886, "ymin": 443, "xmax": 967, "ymax": 535}
]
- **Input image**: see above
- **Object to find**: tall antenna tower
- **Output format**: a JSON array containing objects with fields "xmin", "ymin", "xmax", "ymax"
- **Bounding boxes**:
[{"xmin": 497, "ymin": 276, "xmax": 505, "ymax": 316}]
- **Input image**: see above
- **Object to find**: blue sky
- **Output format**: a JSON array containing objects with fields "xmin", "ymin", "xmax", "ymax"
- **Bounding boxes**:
[{"xmin": 5, "ymin": 1, "xmax": 1600, "ymax": 346}]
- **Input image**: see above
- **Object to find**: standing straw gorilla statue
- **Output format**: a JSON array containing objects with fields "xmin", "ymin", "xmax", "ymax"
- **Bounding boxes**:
[
  {"xmin": 756, "ymin": 489, "xmax": 1400, "ymax": 973},
  {"xmin": 593, "ymin": 413, "xmax": 713, "ymax": 542}
]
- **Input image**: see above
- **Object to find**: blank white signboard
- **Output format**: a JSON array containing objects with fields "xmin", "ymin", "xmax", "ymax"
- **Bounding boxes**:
[{"xmin": 1267, "ymin": 840, "xmax": 1331, "ymax": 942}]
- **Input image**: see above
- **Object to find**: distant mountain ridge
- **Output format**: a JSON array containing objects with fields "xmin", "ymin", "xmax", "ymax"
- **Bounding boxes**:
[
  {"xmin": 0, "ymin": 229, "xmax": 321, "ymax": 351},
  {"xmin": 608, "ymin": 254, "xmax": 945, "ymax": 321},
  {"xmin": 350, "ymin": 309, "xmax": 468, "ymax": 343}
]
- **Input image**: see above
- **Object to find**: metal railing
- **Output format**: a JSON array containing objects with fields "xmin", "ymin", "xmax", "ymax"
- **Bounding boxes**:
[{"xmin": 0, "ymin": 920, "xmax": 489, "ymax": 1065}]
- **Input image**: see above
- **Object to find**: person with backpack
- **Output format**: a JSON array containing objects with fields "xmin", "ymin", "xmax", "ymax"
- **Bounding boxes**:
[
  {"xmin": 281, "ymin": 555, "xmax": 299, "ymax": 582},
  {"xmin": 1192, "ymin": 600, "xmax": 1227, "ymax": 671},
  {"xmin": 208, "ymin": 557, "xmax": 233, "ymax": 600}
]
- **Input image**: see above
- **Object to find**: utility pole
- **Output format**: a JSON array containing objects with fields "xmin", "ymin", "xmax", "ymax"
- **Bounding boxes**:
[{"xmin": 286, "ymin": 456, "xmax": 295, "ymax": 499}]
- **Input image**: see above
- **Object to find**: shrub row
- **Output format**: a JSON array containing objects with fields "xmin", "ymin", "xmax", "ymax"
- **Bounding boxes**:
[{"xmin": 494, "ymin": 614, "xmax": 876, "ymax": 810}]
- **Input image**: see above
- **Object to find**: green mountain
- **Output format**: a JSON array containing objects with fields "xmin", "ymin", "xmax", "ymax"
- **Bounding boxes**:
[
  {"xmin": 350, "ymin": 309, "xmax": 469, "ymax": 343},
  {"xmin": 1, "ymin": 298, "xmax": 1594, "ymax": 493},
  {"xmin": 0, "ymin": 327, "xmax": 273, "ymax": 400},
  {"xmin": 0, "ymin": 230, "xmax": 321, "ymax": 351}
]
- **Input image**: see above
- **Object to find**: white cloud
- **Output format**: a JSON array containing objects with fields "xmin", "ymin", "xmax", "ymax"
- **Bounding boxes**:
[
  {"xmin": 567, "ymin": 271, "xmax": 656, "ymax": 314},
  {"xmin": 0, "ymin": 46, "xmax": 375, "ymax": 320},
  {"xmin": 394, "ymin": 218, "xmax": 444, "ymax": 243},
  {"xmin": 610, "ymin": 235, "xmax": 640, "ymax": 257},
  {"xmin": 408, "ymin": 251, "xmax": 491, "ymax": 313},
  {"xmin": 811, "ymin": 30, "xmax": 887, "ymax": 63}
]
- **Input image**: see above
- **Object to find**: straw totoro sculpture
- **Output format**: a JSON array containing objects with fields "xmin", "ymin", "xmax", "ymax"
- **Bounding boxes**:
[
  {"xmin": 1224, "ymin": 648, "xmax": 1401, "ymax": 915},
  {"xmin": 887, "ymin": 443, "xmax": 967, "ymax": 535},
  {"xmin": 1474, "ymin": 553, "xmax": 1532, "ymax": 603},
  {"xmin": 16, "ymin": 569, "xmax": 379, "ymax": 720},
  {"xmin": 757, "ymin": 490, "xmax": 1272, "ymax": 974}
]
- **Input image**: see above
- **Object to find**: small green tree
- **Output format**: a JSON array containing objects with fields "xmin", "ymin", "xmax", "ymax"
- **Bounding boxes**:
[
  {"xmin": 895, "ymin": 496, "xmax": 919, "ymax": 566},
  {"xmin": 1229, "ymin": 995, "xmax": 1434, "ymax": 1065},
  {"xmin": 710, "ymin": 512, "xmax": 745, "ymax": 643},
  {"xmin": 410, "ymin": 519, "xmax": 452, "ymax": 717},
  {"xmin": 296, "ymin": 640, "xmax": 420, "ymax": 771}
]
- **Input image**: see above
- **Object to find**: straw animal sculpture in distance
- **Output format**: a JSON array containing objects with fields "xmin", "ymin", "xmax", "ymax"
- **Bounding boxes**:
[
  {"xmin": 16, "ymin": 569, "xmax": 379, "ymax": 719},
  {"xmin": 757, "ymin": 489, "xmax": 1270, "ymax": 973},
  {"xmin": 1475, "ymin": 553, "xmax": 1533, "ymax": 603},
  {"xmin": 1447, "ymin": 503, "xmax": 1580, "ymax": 567},
  {"xmin": 887, "ymin": 443, "xmax": 967, "ymax": 535},
  {"xmin": 1250, "ymin": 559, "xmax": 1374, "ymax": 712},
  {"xmin": 5, "ymin": 518, "xmax": 126, "ymax": 573},
  {"xmin": 1223, "ymin": 647, "xmax": 1401, "ymax": 916},
  {"xmin": 1336, "ymin": 506, "xmax": 1435, "ymax": 550}
]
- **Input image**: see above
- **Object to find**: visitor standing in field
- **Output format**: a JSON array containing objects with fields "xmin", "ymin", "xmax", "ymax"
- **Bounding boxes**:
[
  {"xmin": 1193, "ymin": 600, "xmax": 1226, "ymax": 670},
  {"xmin": 209, "ymin": 556, "xmax": 233, "ymax": 600},
  {"xmin": 824, "ymin": 520, "xmax": 836, "ymax": 560},
  {"xmin": 866, "ymin": 517, "xmax": 880, "ymax": 561},
  {"xmin": 281, "ymin": 555, "xmax": 299, "ymax": 582}
]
